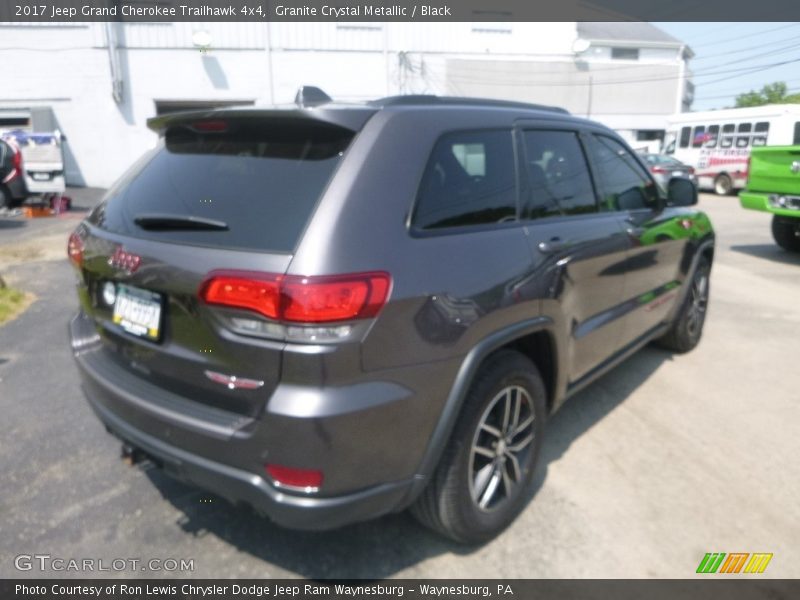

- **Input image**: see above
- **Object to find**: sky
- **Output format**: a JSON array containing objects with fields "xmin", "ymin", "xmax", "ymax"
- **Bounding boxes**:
[{"xmin": 654, "ymin": 22, "xmax": 800, "ymax": 111}]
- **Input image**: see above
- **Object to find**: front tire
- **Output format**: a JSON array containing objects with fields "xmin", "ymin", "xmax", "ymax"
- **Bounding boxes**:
[
  {"xmin": 714, "ymin": 174, "xmax": 733, "ymax": 196},
  {"xmin": 411, "ymin": 350, "xmax": 546, "ymax": 543},
  {"xmin": 657, "ymin": 256, "xmax": 710, "ymax": 353},
  {"xmin": 771, "ymin": 215, "xmax": 800, "ymax": 252}
]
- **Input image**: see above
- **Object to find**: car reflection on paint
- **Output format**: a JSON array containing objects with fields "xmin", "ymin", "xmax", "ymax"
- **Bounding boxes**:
[{"xmin": 640, "ymin": 153, "xmax": 698, "ymax": 192}]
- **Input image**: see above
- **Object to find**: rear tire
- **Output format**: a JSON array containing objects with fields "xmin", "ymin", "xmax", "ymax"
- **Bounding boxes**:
[
  {"xmin": 713, "ymin": 174, "xmax": 732, "ymax": 196},
  {"xmin": 411, "ymin": 350, "xmax": 546, "ymax": 544},
  {"xmin": 771, "ymin": 215, "xmax": 800, "ymax": 253},
  {"xmin": 657, "ymin": 256, "xmax": 710, "ymax": 353},
  {"xmin": 0, "ymin": 186, "xmax": 10, "ymax": 210}
]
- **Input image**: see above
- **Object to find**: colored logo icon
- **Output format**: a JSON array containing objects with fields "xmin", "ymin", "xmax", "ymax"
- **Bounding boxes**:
[{"xmin": 696, "ymin": 553, "xmax": 773, "ymax": 574}]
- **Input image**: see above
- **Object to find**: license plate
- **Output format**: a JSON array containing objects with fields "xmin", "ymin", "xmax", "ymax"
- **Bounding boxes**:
[
  {"xmin": 31, "ymin": 172, "xmax": 50, "ymax": 181},
  {"xmin": 672, "ymin": 171, "xmax": 685, "ymax": 177},
  {"xmin": 112, "ymin": 285, "xmax": 162, "ymax": 341}
]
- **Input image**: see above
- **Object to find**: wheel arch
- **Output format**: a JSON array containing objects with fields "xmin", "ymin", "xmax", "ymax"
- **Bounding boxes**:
[{"xmin": 397, "ymin": 316, "xmax": 557, "ymax": 509}]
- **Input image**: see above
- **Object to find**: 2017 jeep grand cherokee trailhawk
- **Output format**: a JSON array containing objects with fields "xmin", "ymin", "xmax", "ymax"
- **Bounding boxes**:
[{"xmin": 69, "ymin": 90, "xmax": 714, "ymax": 543}]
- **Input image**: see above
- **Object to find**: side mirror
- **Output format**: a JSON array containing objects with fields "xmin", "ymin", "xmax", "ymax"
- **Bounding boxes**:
[{"xmin": 667, "ymin": 177, "xmax": 697, "ymax": 207}]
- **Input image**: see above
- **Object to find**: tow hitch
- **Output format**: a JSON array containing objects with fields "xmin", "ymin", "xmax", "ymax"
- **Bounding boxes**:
[{"xmin": 121, "ymin": 443, "xmax": 145, "ymax": 466}]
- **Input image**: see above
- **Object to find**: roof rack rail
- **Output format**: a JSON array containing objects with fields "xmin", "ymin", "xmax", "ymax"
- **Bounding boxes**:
[{"xmin": 368, "ymin": 95, "xmax": 569, "ymax": 114}]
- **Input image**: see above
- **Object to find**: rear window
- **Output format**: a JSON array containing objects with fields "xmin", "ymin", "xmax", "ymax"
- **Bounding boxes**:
[{"xmin": 89, "ymin": 118, "xmax": 353, "ymax": 253}]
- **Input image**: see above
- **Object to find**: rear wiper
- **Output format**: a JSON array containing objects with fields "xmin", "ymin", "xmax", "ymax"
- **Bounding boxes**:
[{"xmin": 134, "ymin": 213, "xmax": 229, "ymax": 231}]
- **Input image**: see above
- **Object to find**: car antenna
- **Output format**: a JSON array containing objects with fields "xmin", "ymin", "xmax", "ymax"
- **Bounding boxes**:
[{"xmin": 294, "ymin": 86, "xmax": 333, "ymax": 108}]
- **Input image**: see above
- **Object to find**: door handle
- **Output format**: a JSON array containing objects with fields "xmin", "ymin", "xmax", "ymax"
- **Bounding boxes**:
[{"xmin": 538, "ymin": 237, "xmax": 569, "ymax": 254}]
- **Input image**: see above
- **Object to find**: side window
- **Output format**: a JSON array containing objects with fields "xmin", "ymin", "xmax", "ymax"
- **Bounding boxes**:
[
  {"xmin": 412, "ymin": 130, "xmax": 516, "ymax": 230},
  {"xmin": 520, "ymin": 130, "xmax": 596, "ymax": 219},
  {"xmin": 736, "ymin": 122, "xmax": 752, "ymax": 148},
  {"xmin": 706, "ymin": 125, "xmax": 720, "ymax": 148},
  {"xmin": 587, "ymin": 135, "xmax": 659, "ymax": 212},
  {"xmin": 692, "ymin": 125, "xmax": 706, "ymax": 148},
  {"xmin": 753, "ymin": 122, "xmax": 769, "ymax": 147},
  {"xmin": 720, "ymin": 124, "xmax": 735, "ymax": 148},
  {"xmin": 794, "ymin": 122, "xmax": 800, "ymax": 145},
  {"xmin": 679, "ymin": 127, "xmax": 691, "ymax": 148}
]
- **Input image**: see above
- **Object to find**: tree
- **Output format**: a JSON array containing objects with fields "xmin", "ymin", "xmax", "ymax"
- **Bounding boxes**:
[{"xmin": 735, "ymin": 82, "xmax": 800, "ymax": 107}]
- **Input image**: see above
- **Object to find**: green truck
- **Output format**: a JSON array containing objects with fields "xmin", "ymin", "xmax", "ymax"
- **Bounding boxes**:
[{"xmin": 740, "ymin": 146, "xmax": 800, "ymax": 252}]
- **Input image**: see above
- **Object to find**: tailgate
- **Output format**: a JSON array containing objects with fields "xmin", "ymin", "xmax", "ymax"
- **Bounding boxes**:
[
  {"xmin": 72, "ymin": 112, "xmax": 361, "ymax": 417},
  {"xmin": 747, "ymin": 146, "xmax": 800, "ymax": 195},
  {"xmin": 75, "ymin": 227, "xmax": 291, "ymax": 417}
]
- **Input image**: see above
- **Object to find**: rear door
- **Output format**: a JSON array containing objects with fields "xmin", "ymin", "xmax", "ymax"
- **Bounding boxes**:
[
  {"xmin": 75, "ymin": 115, "xmax": 357, "ymax": 417},
  {"xmin": 516, "ymin": 125, "xmax": 630, "ymax": 383}
]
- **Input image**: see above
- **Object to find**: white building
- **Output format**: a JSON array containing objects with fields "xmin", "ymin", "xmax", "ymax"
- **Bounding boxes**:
[{"xmin": 0, "ymin": 21, "xmax": 693, "ymax": 187}]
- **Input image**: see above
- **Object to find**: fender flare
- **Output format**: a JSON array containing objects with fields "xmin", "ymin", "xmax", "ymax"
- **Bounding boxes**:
[
  {"xmin": 397, "ymin": 315, "xmax": 554, "ymax": 508},
  {"xmin": 669, "ymin": 235, "xmax": 715, "ymax": 320}
]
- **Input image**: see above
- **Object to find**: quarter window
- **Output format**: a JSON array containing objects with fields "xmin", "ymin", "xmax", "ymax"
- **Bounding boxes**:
[
  {"xmin": 587, "ymin": 135, "xmax": 659, "ymax": 212},
  {"xmin": 412, "ymin": 130, "xmax": 516, "ymax": 230},
  {"xmin": 520, "ymin": 130, "xmax": 596, "ymax": 219}
]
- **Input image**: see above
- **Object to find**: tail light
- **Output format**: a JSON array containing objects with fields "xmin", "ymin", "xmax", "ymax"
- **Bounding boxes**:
[
  {"xmin": 688, "ymin": 166, "xmax": 695, "ymax": 175},
  {"xmin": 190, "ymin": 120, "xmax": 228, "ymax": 133},
  {"xmin": 2, "ymin": 145, "xmax": 22, "ymax": 184},
  {"xmin": 650, "ymin": 166, "xmax": 667, "ymax": 174},
  {"xmin": 67, "ymin": 232, "xmax": 84, "ymax": 268},
  {"xmin": 265, "ymin": 464, "xmax": 323, "ymax": 493},
  {"xmin": 200, "ymin": 271, "xmax": 391, "ymax": 324}
]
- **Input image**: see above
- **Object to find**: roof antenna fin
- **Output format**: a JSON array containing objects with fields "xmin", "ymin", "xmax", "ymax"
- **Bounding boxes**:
[{"xmin": 294, "ymin": 86, "xmax": 333, "ymax": 108}]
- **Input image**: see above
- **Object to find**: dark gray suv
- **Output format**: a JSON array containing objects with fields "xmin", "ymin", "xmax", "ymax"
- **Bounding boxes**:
[{"xmin": 69, "ymin": 91, "xmax": 714, "ymax": 543}]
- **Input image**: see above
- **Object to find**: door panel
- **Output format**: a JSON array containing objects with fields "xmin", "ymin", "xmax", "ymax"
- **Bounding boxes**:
[
  {"xmin": 584, "ymin": 133, "xmax": 687, "ymax": 346},
  {"xmin": 526, "ymin": 216, "xmax": 630, "ymax": 382},
  {"xmin": 618, "ymin": 208, "xmax": 688, "ymax": 345},
  {"xmin": 517, "ymin": 126, "xmax": 630, "ymax": 383}
]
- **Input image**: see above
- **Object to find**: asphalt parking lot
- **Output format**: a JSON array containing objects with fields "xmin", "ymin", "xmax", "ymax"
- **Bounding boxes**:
[{"xmin": 1, "ymin": 190, "xmax": 798, "ymax": 579}]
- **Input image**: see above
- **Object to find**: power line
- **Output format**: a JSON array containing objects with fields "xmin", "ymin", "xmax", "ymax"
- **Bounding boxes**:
[
  {"xmin": 695, "ymin": 77, "xmax": 800, "ymax": 97},
  {"xmin": 438, "ymin": 56, "xmax": 800, "ymax": 88},
  {"xmin": 407, "ymin": 38, "xmax": 800, "ymax": 83},
  {"xmin": 690, "ymin": 23, "xmax": 800, "ymax": 49},
  {"xmin": 692, "ymin": 35, "xmax": 800, "ymax": 61},
  {"xmin": 695, "ymin": 87, "xmax": 800, "ymax": 101}
]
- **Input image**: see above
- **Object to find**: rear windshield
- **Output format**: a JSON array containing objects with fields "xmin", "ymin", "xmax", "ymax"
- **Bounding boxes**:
[{"xmin": 89, "ymin": 118, "xmax": 354, "ymax": 253}]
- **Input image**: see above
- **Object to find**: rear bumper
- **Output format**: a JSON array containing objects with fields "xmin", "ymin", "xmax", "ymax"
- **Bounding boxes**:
[
  {"xmin": 86, "ymin": 392, "xmax": 412, "ymax": 530},
  {"xmin": 70, "ymin": 312, "xmax": 428, "ymax": 530}
]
